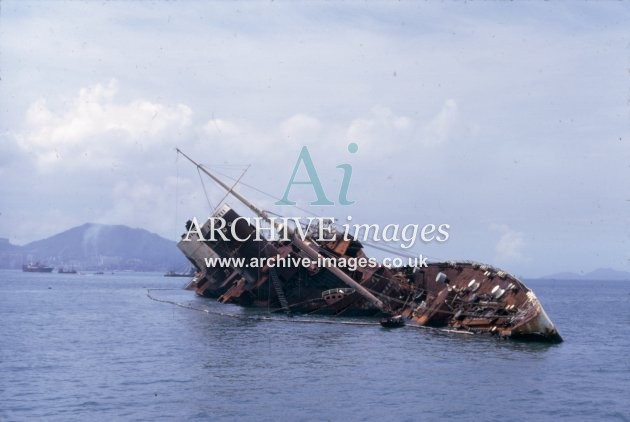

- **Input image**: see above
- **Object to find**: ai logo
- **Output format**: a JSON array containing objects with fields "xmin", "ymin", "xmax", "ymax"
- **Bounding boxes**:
[{"xmin": 276, "ymin": 143, "xmax": 359, "ymax": 206}]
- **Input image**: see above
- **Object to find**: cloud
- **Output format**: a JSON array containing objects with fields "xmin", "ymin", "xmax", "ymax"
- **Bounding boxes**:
[
  {"xmin": 280, "ymin": 114, "xmax": 321, "ymax": 141},
  {"xmin": 492, "ymin": 224, "xmax": 525, "ymax": 261},
  {"xmin": 103, "ymin": 177, "xmax": 185, "ymax": 238},
  {"xmin": 0, "ymin": 134, "xmax": 23, "ymax": 169},
  {"xmin": 345, "ymin": 101, "xmax": 463, "ymax": 154},
  {"xmin": 346, "ymin": 106, "xmax": 412, "ymax": 152},
  {"xmin": 17, "ymin": 79, "xmax": 193, "ymax": 170},
  {"xmin": 422, "ymin": 99, "xmax": 459, "ymax": 145},
  {"xmin": 2, "ymin": 2, "xmax": 629, "ymax": 276},
  {"xmin": 203, "ymin": 117, "xmax": 242, "ymax": 139}
]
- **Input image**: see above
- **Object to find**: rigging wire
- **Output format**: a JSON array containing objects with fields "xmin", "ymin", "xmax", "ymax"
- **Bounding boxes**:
[
  {"xmin": 176, "ymin": 149, "xmax": 444, "ymax": 261},
  {"xmin": 205, "ymin": 166, "xmax": 322, "ymax": 218},
  {"xmin": 199, "ymin": 165, "xmax": 444, "ymax": 261},
  {"xmin": 146, "ymin": 288, "xmax": 379, "ymax": 326},
  {"xmin": 145, "ymin": 288, "xmax": 473, "ymax": 335},
  {"xmin": 197, "ymin": 166, "xmax": 215, "ymax": 211},
  {"xmin": 214, "ymin": 165, "xmax": 250, "ymax": 212},
  {"xmin": 175, "ymin": 153, "xmax": 180, "ymax": 237}
]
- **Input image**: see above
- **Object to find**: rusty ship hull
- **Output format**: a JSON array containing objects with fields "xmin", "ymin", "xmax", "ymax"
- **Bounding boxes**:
[
  {"xmin": 177, "ymin": 204, "xmax": 562, "ymax": 342},
  {"xmin": 175, "ymin": 149, "xmax": 562, "ymax": 343}
]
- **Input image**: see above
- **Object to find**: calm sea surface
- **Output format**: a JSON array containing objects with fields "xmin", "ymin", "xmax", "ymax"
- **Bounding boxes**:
[{"xmin": 1, "ymin": 270, "xmax": 628, "ymax": 421}]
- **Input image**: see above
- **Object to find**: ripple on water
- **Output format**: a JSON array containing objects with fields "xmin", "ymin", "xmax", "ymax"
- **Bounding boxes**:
[{"xmin": 1, "ymin": 273, "xmax": 629, "ymax": 420}]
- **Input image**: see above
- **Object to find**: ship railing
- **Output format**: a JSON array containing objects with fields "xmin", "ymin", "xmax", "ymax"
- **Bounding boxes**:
[
  {"xmin": 449, "ymin": 260, "xmax": 524, "ymax": 283},
  {"xmin": 322, "ymin": 288, "xmax": 356, "ymax": 297}
]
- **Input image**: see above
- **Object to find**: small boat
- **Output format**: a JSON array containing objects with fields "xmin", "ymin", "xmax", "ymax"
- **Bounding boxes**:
[
  {"xmin": 380, "ymin": 315, "xmax": 405, "ymax": 328},
  {"xmin": 58, "ymin": 267, "xmax": 78, "ymax": 274},
  {"xmin": 22, "ymin": 262, "xmax": 54, "ymax": 273}
]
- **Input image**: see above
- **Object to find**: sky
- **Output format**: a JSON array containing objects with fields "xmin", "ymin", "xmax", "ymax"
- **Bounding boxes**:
[{"xmin": 0, "ymin": 1, "xmax": 628, "ymax": 277}]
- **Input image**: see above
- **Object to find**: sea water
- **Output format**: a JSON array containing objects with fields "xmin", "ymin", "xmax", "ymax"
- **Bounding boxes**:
[{"xmin": 1, "ymin": 270, "xmax": 628, "ymax": 421}]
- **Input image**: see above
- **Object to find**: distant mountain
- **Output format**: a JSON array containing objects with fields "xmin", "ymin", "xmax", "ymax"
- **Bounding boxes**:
[
  {"xmin": 542, "ymin": 268, "xmax": 630, "ymax": 281},
  {"xmin": 0, "ymin": 223, "xmax": 188, "ymax": 271}
]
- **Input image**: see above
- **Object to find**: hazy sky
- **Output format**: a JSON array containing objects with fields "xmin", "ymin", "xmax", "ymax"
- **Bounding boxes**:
[{"xmin": 1, "ymin": 2, "xmax": 628, "ymax": 277}]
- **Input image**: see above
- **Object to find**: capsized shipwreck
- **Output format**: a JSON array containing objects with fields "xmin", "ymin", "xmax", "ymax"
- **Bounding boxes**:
[{"xmin": 175, "ymin": 149, "xmax": 562, "ymax": 343}]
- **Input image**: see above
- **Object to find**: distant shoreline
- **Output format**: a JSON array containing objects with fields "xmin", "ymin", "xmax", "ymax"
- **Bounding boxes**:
[{"xmin": 527, "ymin": 277, "xmax": 630, "ymax": 282}]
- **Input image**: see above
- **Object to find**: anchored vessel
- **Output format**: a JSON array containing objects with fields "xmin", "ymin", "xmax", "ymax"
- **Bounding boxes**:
[
  {"xmin": 175, "ymin": 149, "xmax": 562, "ymax": 343},
  {"xmin": 22, "ymin": 262, "xmax": 54, "ymax": 273},
  {"xmin": 164, "ymin": 268, "xmax": 196, "ymax": 278}
]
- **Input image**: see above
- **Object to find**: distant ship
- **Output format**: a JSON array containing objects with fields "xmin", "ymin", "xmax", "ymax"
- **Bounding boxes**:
[
  {"xmin": 58, "ymin": 267, "xmax": 78, "ymax": 274},
  {"xmin": 22, "ymin": 262, "xmax": 54, "ymax": 273},
  {"xmin": 164, "ymin": 268, "xmax": 196, "ymax": 277}
]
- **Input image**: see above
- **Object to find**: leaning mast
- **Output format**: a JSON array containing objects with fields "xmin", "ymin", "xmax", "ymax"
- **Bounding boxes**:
[{"xmin": 175, "ymin": 148, "xmax": 387, "ymax": 311}]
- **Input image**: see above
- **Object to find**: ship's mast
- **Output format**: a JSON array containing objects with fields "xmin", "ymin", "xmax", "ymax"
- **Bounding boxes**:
[
  {"xmin": 176, "ymin": 148, "xmax": 271, "ymax": 222},
  {"xmin": 176, "ymin": 148, "xmax": 387, "ymax": 312}
]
